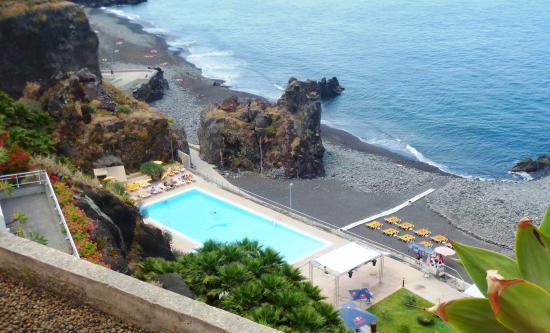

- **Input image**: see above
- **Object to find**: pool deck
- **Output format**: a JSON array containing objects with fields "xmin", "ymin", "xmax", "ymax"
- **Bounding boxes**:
[{"xmin": 140, "ymin": 176, "xmax": 464, "ymax": 306}]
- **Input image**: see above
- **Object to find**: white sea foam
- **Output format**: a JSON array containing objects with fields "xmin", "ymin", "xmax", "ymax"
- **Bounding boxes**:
[
  {"xmin": 273, "ymin": 83, "xmax": 285, "ymax": 91},
  {"xmin": 104, "ymin": 8, "xmax": 141, "ymax": 22}
]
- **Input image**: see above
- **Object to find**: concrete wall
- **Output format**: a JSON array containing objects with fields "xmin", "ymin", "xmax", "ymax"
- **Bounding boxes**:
[{"xmin": 0, "ymin": 231, "xmax": 280, "ymax": 333}]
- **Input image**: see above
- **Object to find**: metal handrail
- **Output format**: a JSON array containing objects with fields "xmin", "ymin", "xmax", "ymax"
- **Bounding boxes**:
[
  {"xmin": 0, "ymin": 170, "xmax": 80, "ymax": 258},
  {"xmin": 189, "ymin": 166, "xmax": 469, "ymax": 290}
]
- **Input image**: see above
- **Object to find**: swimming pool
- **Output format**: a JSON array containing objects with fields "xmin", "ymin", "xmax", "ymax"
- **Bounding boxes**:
[{"xmin": 140, "ymin": 188, "xmax": 329, "ymax": 262}]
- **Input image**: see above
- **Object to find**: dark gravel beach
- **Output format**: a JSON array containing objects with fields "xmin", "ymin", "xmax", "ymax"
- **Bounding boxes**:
[{"xmin": 87, "ymin": 8, "xmax": 550, "ymax": 256}]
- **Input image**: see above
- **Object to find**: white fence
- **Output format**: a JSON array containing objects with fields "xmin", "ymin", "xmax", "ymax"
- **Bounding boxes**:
[{"xmin": 0, "ymin": 170, "xmax": 80, "ymax": 258}]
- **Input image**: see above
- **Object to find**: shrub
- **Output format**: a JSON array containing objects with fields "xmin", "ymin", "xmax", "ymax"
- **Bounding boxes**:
[
  {"xmin": 114, "ymin": 104, "xmax": 132, "ymax": 115},
  {"xmin": 416, "ymin": 314, "xmax": 434, "ymax": 326},
  {"xmin": 402, "ymin": 294, "xmax": 417, "ymax": 307},
  {"xmin": 28, "ymin": 231, "xmax": 48, "ymax": 245},
  {"xmin": 0, "ymin": 92, "xmax": 54, "ymax": 154},
  {"xmin": 140, "ymin": 161, "xmax": 163, "ymax": 180}
]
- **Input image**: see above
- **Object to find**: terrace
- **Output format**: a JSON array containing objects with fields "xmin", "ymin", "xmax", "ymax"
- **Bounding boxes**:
[{"xmin": 0, "ymin": 170, "xmax": 78, "ymax": 257}]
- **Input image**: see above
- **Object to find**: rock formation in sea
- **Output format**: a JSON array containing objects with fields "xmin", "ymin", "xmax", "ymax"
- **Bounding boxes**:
[
  {"xmin": 317, "ymin": 77, "xmax": 344, "ymax": 100},
  {"xmin": 198, "ymin": 78, "xmax": 325, "ymax": 178},
  {"xmin": 132, "ymin": 67, "xmax": 169, "ymax": 103},
  {"xmin": 0, "ymin": 0, "xmax": 101, "ymax": 98},
  {"xmin": 512, "ymin": 155, "xmax": 550, "ymax": 175},
  {"xmin": 70, "ymin": 0, "xmax": 146, "ymax": 7}
]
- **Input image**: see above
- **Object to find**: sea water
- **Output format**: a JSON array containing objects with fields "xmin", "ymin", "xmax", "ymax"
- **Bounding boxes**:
[{"xmin": 111, "ymin": 0, "xmax": 550, "ymax": 179}]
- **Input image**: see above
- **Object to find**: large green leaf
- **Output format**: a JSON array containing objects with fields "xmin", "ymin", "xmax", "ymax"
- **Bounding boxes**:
[
  {"xmin": 487, "ymin": 276, "xmax": 550, "ymax": 333},
  {"xmin": 516, "ymin": 219, "xmax": 550, "ymax": 291},
  {"xmin": 452, "ymin": 242, "xmax": 519, "ymax": 295},
  {"xmin": 430, "ymin": 298, "xmax": 514, "ymax": 333},
  {"xmin": 539, "ymin": 205, "xmax": 550, "ymax": 237}
]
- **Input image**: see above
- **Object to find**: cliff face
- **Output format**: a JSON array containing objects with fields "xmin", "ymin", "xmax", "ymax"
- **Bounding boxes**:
[
  {"xmin": 74, "ymin": 183, "xmax": 174, "ymax": 273},
  {"xmin": 70, "ymin": 0, "xmax": 146, "ymax": 7},
  {"xmin": 35, "ymin": 69, "xmax": 188, "ymax": 170},
  {"xmin": 198, "ymin": 78, "xmax": 325, "ymax": 179},
  {"xmin": 0, "ymin": 1, "xmax": 100, "ymax": 98}
]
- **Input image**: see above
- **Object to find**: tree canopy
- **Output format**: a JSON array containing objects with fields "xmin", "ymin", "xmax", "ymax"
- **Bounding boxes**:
[{"xmin": 136, "ymin": 239, "xmax": 350, "ymax": 333}]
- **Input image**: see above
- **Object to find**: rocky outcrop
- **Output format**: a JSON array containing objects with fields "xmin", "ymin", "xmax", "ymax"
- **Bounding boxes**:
[
  {"xmin": 70, "ymin": 0, "xmax": 146, "ymax": 7},
  {"xmin": 0, "ymin": 1, "xmax": 100, "ymax": 98},
  {"xmin": 512, "ymin": 155, "xmax": 550, "ymax": 175},
  {"xmin": 317, "ymin": 77, "xmax": 344, "ymax": 100},
  {"xmin": 32, "ymin": 69, "xmax": 189, "ymax": 170},
  {"xmin": 198, "ymin": 78, "xmax": 325, "ymax": 178},
  {"xmin": 75, "ymin": 184, "xmax": 174, "ymax": 273},
  {"xmin": 132, "ymin": 67, "xmax": 169, "ymax": 103}
]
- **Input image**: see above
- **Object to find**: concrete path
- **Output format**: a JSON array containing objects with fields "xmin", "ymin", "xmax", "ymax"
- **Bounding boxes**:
[
  {"xmin": 101, "ymin": 69, "xmax": 154, "ymax": 90},
  {"xmin": 188, "ymin": 144, "xmax": 238, "ymax": 190},
  {"xmin": 341, "ymin": 188, "xmax": 435, "ymax": 231}
]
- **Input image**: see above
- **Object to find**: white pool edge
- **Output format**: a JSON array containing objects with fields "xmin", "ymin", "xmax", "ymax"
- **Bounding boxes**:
[{"xmin": 140, "ymin": 186, "xmax": 332, "ymax": 264}]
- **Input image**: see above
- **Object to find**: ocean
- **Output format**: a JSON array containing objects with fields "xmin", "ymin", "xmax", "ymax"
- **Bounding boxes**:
[{"xmin": 108, "ymin": 0, "xmax": 550, "ymax": 179}]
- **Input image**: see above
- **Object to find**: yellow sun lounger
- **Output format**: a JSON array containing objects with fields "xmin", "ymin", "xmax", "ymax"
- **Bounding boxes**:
[
  {"xmin": 419, "ymin": 241, "xmax": 433, "ymax": 247},
  {"xmin": 366, "ymin": 221, "xmax": 383, "ymax": 230},
  {"xmin": 382, "ymin": 228, "xmax": 399, "ymax": 236},
  {"xmin": 126, "ymin": 183, "xmax": 140, "ymax": 191},
  {"xmin": 398, "ymin": 234, "xmax": 415, "ymax": 242},
  {"xmin": 384, "ymin": 216, "xmax": 401, "ymax": 224},
  {"xmin": 414, "ymin": 228, "xmax": 432, "ymax": 237},
  {"xmin": 398, "ymin": 222, "xmax": 414, "ymax": 230},
  {"xmin": 431, "ymin": 234, "xmax": 448, "ymax": 243}
]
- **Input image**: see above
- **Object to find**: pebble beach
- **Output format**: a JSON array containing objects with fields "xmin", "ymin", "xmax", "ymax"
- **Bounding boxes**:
[{"xmin": 87, "ymin": 9, "xmax": 550, "ymax": 254}]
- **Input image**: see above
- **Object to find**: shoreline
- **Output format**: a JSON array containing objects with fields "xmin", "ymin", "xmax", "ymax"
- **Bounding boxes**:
[
  {"xmin": 89, "ymin": 7, "xmax": 454, "ymax": 177},
  {"xmin": 87, "ymin": 7, "xmax": 550, "ymax": 254}
]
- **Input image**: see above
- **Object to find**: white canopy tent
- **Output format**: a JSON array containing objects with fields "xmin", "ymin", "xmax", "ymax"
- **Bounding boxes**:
[
  {"xmin": 309, "ymin": 242, "xmax": 384, "ymax": 305},
  {"xmin": 463, "ymin": 284, "xmax": 484, "ymax": 298}
]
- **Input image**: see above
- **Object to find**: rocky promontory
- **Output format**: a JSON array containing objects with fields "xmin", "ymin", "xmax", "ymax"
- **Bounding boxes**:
[
  {"xmin": 132, "ymin": 67, "xmax": 169, "ymax": 103},
  {"xmin": 198, "ymin": 78, "xmax": 325, "ymax": 178},
  {"xmin": 0, "ymin": 0, "xmax": 101, "ymax": 98},
  {"xmin": 317, "ymin": 77, "xmax": 344, "ymax": 100},
  {"xmin": 30, "ymin": 69, "xmax": 188, "ymax": 170}
]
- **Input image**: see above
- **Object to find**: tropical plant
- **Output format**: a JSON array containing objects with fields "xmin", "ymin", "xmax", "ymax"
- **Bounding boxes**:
[
  {"xmin": 104, "ymin": 180, "xmax": 134, "ymax": 205},
  {"xmin": 11, "ymin": 210, "xmax": 28, "ymax": 224},
  {"xmin": 136, "ymin": 239, "xmax": 350, "ymax": 332},
  {"xmin": 0, "ymin": 179, "xmax": 13, "ymax": 195},
  {"xmin": 28, "ymin": 231, "xmax": 48, "ymax": 245},
  {"xmin": 429, "ymin": 204, "xmax": 550, "ymax": 333},
  {"xmin": 140, "ymin": 161, "xmax": 164, "ymax": 180},
  {"xmin": 0, "ymin": 92, "xmax": 54, "ymax": 154}
]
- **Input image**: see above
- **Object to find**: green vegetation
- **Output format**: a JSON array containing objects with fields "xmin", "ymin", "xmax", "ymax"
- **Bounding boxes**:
[
  {"xmin": 28, "ymin": 231, "xmax": 48, "ymax": 245},
  {"xmin": 140, "ymin": 161, "xmax": 164, "ymax": 180},
  {"xmin": 0, "ymin": 179, "xmax": 13, "ymax": 195},
  {"xmin": 114, "ymin": 104, "xmax": 132, "ymax": 115},
  {"xmin": 368, "ymin": 289, "xmax": 451, "ymax": 333},
  {"xmin": 104, "ymin": 181, "xmax": 134, "ymax": 205},
  {"xmin": 430, "ymin": 205, "xmax": 550, "ymax": 333},
  {"xmin": 0, "ymin": 92, "xmax": 54, "ymax": 154},
  {"xmin": 136, "ymin": 239, "xmax": 350, "ymax": 333}
]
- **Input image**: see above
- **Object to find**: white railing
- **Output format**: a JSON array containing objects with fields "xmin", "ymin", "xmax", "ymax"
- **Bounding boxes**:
[
  {"xmin": 189, "ymin": 166, "xmax": 469, "ymax": 290},
  {"xmin": 0, "ymin": 170, "xmax": 80, "ymax": 258}
]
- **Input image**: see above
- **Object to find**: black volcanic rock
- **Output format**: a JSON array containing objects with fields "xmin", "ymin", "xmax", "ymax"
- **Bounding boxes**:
[
  {"xmin": 132, "ymin": 67, "xmax": 169, "ymax": 103},
  {"xmin": 512, "ymin": 155, "xmax": 550, "ymax": 174},
  {"xmin": 317, "ymin": 77, "xmax": 344, "ymax": 100},
  {"xmin": 0, "ymin": 1, "xmax": 100, "ymax": 98},
  {"xmin": 70, "ymin": 0, "xmax": 146, "ymax": 7},
  {"xmin": 198, "ymin": 78, "xmax": 325, "ymax": 179}
]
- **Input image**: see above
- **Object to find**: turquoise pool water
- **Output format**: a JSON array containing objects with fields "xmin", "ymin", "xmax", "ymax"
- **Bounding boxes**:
[{"xmin": 140, "ymin": 188, "xmax": 328, "ymax": 262}]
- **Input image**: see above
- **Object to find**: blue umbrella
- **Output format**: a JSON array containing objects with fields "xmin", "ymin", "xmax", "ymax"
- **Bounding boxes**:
[
  {"xmin": 349, "ymin": 288, "xmax": 373, "ymax": 301},
  {"xmin": 338, "ymin": 305, "xmax": 378, "ymax": 329}
]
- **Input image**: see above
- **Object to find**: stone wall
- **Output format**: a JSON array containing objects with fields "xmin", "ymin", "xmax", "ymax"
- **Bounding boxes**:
[{"xmin": 0, "ymin": 232, "xmax": 280, "ymax": 333}]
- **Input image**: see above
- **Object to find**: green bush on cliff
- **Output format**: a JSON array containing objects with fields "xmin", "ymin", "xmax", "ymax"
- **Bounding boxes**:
[
  {"xmin": 140, "ymin": 161, "xmax": 164, "ymax": 180},
  {"xmin": 136, "ymin": 239, "xmax": 350, "ymax": 333},
  {"xmin": 0, "ymin": 92, "xmax": 54, "ymax": 154}
]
